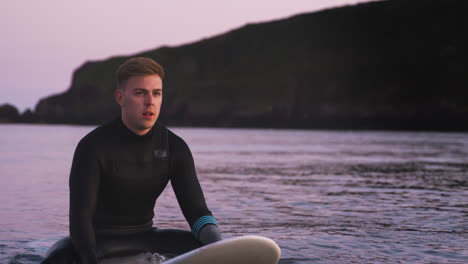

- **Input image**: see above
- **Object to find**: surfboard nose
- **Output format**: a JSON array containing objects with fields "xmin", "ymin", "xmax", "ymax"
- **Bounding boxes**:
[
  {"xmin": 233, "ymin": 235, "xmax": 281, "ymax": 264},
  {"xmin": 165, "ymin": 235, "xmax": 281, "ymax": 264}
]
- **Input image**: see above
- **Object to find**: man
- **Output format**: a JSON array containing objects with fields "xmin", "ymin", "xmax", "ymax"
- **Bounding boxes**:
[{"xmin": 41, "ymin": 57, "xmax": 222, "ymax": 264}]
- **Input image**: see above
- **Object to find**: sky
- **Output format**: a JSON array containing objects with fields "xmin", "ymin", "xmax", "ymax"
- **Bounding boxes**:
[{"xmin": 1, "ymin": 0, "xmax": 373, "ymax": 112}]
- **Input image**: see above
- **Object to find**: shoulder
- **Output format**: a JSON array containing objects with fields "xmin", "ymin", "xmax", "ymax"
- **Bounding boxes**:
[
  {"xmin": 161, "ymin": 126, "xmax": 193, "ymax": 158},
  {"xmin": 76, "ymin": 119, "xmax": 118, "ymax": 151},
  {"xmin": 166, "ymin": 127, "xmax": 189, "ymax": 149}
]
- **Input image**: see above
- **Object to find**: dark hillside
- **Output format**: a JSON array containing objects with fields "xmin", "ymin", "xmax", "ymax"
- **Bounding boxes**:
[{"xmin": 34, "ymin": 0, "xmax": 468, "ymax": 130}]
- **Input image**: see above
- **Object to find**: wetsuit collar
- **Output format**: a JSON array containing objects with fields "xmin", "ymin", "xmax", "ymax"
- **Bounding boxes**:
[{"xmin": 116, "ymin": 117, "xmax": 156, "ymax": 139}]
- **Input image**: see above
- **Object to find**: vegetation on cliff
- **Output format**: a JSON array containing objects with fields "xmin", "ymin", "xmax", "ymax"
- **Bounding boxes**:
[
  {"xmin": 0, "ymin": 104, "xmax": 38, "ymax": 123},
  {"xmin": 0, "ymin": 104, "xmax": 20, "ymax": 123}
]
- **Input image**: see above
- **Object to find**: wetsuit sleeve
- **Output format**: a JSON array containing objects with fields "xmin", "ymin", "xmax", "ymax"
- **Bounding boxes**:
[
  {"xmin": 69, "ymin": 139, "xmax": 100, "ymax": 264},
  {"xmin": 169, "ymin": 134, "xmax": 219, "ymax": 240}
]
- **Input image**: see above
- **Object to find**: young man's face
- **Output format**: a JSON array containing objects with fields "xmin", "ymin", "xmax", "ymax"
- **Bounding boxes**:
[{"xmin": 115, "ymin": 74, "xmax": 163, "ymax": 135}]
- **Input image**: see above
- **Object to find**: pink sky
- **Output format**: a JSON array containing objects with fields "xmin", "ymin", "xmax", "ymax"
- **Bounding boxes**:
[{"xmin": 1, "ymin": 0, "xmax": 374, "ymax": 112}]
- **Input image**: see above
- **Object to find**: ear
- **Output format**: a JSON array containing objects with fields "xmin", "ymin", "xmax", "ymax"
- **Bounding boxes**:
[{"xmin": 115, "ymin": 89, "xmax": 124, "ymax": 106}]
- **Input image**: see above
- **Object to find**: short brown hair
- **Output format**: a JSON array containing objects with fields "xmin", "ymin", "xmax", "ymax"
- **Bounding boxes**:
[{"xmin": 116, "ymin": 57, "xmax": 165, "ymax": 89}]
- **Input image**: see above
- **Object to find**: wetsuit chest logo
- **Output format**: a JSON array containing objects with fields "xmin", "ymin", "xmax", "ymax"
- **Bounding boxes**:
[{"xmin": 154, "ymin": 149, "xmax": 168, "ymax": 159}]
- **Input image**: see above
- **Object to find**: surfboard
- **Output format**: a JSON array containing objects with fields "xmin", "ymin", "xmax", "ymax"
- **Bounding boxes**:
[
  {"xmin": 164, "ymin": 235, "xmax": 281, "ymax": 264},
  {"xmin": 99, "ymin": 235, "xmax": 281, "ymax": 264}
]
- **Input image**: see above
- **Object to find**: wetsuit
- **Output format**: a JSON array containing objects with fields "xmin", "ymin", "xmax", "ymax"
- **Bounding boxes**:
[{"xmin": 41, "ymin": 118, "xmax": 219, "ymax": 264}]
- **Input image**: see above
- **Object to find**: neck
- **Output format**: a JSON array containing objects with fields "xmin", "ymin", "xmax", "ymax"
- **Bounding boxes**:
[{"xmin": 120, "ymin": 117, "xmax": 152, "ymax": 136}]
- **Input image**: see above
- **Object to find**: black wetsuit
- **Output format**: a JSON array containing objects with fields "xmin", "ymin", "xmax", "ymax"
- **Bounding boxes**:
[{"xmin": 41, "ymin": 118, "xmax": 219, "ymax": 264}]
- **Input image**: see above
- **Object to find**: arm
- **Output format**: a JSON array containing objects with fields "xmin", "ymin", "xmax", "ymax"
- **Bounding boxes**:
[
  {"xmin": 69, "ymin": 139, "xmax": 100, "ymax": 264},
  {"xmin": 169, "ymin": 134, "xmax": 222, "ymax": 244}
]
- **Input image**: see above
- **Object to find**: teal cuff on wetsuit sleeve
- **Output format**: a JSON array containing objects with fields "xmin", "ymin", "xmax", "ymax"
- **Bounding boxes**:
[{"xmin": 191, "ymin": 215, "xmax": 218, "ymax": 238}]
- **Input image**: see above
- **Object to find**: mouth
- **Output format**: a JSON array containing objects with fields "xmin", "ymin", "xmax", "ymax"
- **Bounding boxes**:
[{"xmin": 143, "ymin": 111, "xmax": 155, "ymax": 119}]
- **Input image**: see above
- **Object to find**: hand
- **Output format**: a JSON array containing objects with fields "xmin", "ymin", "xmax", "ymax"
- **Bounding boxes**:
[{"xmin": 197, "ymin": 224, "xmax": 222, "ymax": 245}]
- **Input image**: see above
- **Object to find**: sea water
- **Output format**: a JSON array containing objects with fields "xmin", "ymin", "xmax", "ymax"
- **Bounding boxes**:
[{"xmin": 0, "ymin": 124, "xmax": 467, "ymax": 264}]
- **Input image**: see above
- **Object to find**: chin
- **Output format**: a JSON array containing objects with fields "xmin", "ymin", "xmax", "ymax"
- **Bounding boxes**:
[{"xmin": 142, "ymin": 120, "xmax": 156, "ymax": 129}]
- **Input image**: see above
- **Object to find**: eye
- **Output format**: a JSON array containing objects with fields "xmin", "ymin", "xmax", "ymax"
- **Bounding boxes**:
[{"xmin": 135, "ymin": 91, "xmax": 144, "ymax": 95}]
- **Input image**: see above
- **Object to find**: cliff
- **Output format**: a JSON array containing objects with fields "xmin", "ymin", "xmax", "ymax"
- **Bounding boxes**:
[{"xmin": 34, "ymin": 0, "xmax": 468, "ymax": 130}]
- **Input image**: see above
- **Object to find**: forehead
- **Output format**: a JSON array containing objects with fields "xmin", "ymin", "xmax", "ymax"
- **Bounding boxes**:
[{"xmin": 124, "ymin": 74, "xmax": 162, "ymax": 90}]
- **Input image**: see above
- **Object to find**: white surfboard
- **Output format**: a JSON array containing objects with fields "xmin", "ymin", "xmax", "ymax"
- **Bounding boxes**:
[
  {"xmin": 99, "ymin": 235, "xmax": 281, "ymax": 264},
  {"xmin": 165, "ymin": 235, "xmax": 281, "ymax": 264}
]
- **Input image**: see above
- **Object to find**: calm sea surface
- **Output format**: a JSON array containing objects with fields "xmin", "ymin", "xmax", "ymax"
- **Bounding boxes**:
[{"xmin": 0, "ymin": 124, "xmax": 467, "ymax": 264}]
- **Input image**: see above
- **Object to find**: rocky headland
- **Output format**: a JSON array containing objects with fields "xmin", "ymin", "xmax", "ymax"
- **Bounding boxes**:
[{"xmin": 3, "ymin": 0, "xmax": 467, "ymax": 130}]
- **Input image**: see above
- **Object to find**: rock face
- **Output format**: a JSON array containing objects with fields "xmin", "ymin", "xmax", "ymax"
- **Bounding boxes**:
[
  {"xmin": 0, "ymin": 104, "xmax": 20, "ymax": 123},
  {"xmin": 35, "ymin": 0, "xmax": 468, "ymax": 130}
]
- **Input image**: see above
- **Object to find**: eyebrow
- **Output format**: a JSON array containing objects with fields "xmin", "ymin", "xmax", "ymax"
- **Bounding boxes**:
[{"xmin": 133, "ymin": 88, "xmax": 162, "ymax": 92}]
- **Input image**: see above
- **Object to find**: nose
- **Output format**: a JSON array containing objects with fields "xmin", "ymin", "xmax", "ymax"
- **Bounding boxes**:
[{"xmin": 145, "ymin": 94, "xmax": 154, "ymax": 106}]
